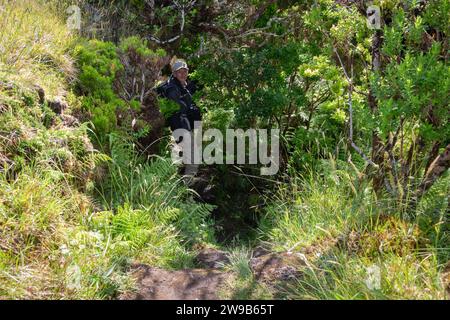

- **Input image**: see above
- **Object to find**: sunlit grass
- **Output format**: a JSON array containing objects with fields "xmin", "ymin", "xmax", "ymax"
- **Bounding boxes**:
[
  {"xmin": 0, "ymin": 0, "xmax": 216, "ymax": 299},
  {"xmin": 0, "ymin": 0, "xmax": 75, "ymax": 96},
  {"xmin": 286, "ymin": 250, "xmax": 445, "ymax": 300},
  {"xmin": 258, "ymin": 159, "xmax": 449, "ymax": 300},
  {"xmin": 0, "ymin": 0, "xmax": 448, "ymax": 301},
  {"xmin": 219, "ymin": 247, "xmax": 274, "ymax": 300}
]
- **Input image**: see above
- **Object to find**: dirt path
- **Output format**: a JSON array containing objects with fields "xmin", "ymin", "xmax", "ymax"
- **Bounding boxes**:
[
  {"xmin": 118, "ymin": 169, "xmax": 339, "ymax": 300},
  {"xmin": 119, "ymin": 247, "xmax": 319, "ymax": 300},
  {"xmin": 119, "ymin": 264, "xmax": 231, "ymax": 300}
]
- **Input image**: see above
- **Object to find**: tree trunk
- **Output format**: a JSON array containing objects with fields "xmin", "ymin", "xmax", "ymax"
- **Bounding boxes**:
[
  {"xmin": 424, "ymin": 141, "xmax": 442, "ymax": 173},
  {"xmin": 415, "ymin": 143, "xmax": 450, "ymax": 200}
]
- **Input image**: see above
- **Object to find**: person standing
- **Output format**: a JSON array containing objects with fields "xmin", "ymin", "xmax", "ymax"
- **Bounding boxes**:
[
  {"xmin": 163, "ymin": 59, "xmax": 202, "ymax": 178},
  {"xmin": 165, "ymin": 60, "xmax": 201, "ymax": 132}
]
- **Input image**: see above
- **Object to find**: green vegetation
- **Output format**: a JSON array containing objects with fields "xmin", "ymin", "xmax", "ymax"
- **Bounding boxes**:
[
  {"xmin": 0, "ymin": 0, "xmax": 448, "ymax": 300},
  {"xmin": 258, "ymin": 160, "xmax": 448, "ymax": 299},
  {"xmin": 74, "ymin": 39, "xmax": 124, "ymax": 137},
  {"xmin": 0, "ymin": 0, "xmax": 213, "ymax": 299}
]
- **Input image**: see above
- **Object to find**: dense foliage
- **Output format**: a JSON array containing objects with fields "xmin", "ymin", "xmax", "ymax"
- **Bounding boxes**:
[{"xmin": 0, "ymin": 0, "xmax": 448, "ymax": 299}]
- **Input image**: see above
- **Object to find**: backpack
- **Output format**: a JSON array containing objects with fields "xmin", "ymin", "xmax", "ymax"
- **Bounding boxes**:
[{"xmin": 155, "ymin": 78, "xmax": 174, "ymax": 98}]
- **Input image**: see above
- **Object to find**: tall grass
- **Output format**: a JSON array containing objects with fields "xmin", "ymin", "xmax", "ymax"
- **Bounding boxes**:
[
  {"xmin": 219, "ymin": 247, "xmax": 274, "ymax": 300},
  {"xmin": 287, "ymin": 251, "xmax": 445, "ymax": 300},
  {"xmin": 0, "ymin": 0, "xmax": 218, "ymax": 299},
  {"xmin": 0, "ymin": 167, "xmax": 94, "ymax": 299},
  {"xmin": 258, "ymin": 158, "xmax": 449, "ymax": 299},
  {"xmin": 94, "ymin": 132, "xmax": 216, "ymax": 245},
  {"xmin": 259, "ymin": 159, "xmax": 376, "ymax": 250},
  {"xmin": 1, "ymin": 0, "xmax": 447, "ymax": 301},
  {"xmin": 0, "ymin": 0, "xmax": 75, "ymax": 96},
  {"xmin": 0, "ymin": 128, "xmax": 217, "ymax": 299}
]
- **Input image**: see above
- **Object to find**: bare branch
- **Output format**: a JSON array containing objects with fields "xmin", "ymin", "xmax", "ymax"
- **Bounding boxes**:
[
  {"xmin": 416, "ymin": 143, "xmax": 450, "ymax": 199},
  {"xmin": 334, "ymin": 47, "xmax": 378, "ymax": 168},
  {"xmin": 147, "ymin": 0, "xmax": 196, "ymax": 44}
]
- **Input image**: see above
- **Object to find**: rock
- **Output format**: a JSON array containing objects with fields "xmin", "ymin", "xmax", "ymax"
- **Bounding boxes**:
[
  {"xmin": 195, "ymin": 247, "xmax": 230, "ymax": 268},
  {"xmin": 252, "ymin": 246, "xmax": 271, "ymax": 258},
  {"xmin": 60, "ymin": 114, "xmax": 80, "ymax": 127},
  {"xmin": 0, "ymin": 153, "xmax": 14, "ymax": 173},
  {"xmin": 34, "ymin": 85, "xmax": 45, "ymax": 104},
  {"xmin": 0, "ymin": 81, "xmax": 14, "ymax": 91},
  {"xmin": 48, "ymin": 97, "xmax": 68, "ymax": 114},
  {"xmin": 250, "ymin": 252, "xmax": 306, "ymax": 283}
]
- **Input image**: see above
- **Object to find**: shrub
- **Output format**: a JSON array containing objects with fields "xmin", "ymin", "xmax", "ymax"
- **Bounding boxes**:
[
  {"xmin": 74, "ymin": 40, "xmax": 124, "ymax": 140},
  {"xmin": 158, "ymin": 97, "xmax": 180, "ymax": 120}
]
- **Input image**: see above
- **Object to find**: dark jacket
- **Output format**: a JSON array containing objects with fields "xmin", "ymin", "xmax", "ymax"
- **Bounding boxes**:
[{"xmin": 166, "ymin": 76, "xmax": 201, "ymax": 131}]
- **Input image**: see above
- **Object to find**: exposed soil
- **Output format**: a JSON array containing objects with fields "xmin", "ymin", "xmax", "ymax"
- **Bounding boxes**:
[
  {"xmin": 119, "ymin": 248, "xmax": 310, "ymax": 300},
  {"xmin": 194, "ymin": 247, "xmax": 230, "ymax": 269},
  {"xmin": 250, "ymin": 252, "xmax": 306, "ymax": 283},
  {"xmin": 119, "ymin": 264, "xmax": 231, "ymax": 300}
]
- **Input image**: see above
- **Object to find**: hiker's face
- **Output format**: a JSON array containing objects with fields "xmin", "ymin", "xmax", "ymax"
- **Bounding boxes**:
[{"xmin": 174, "ymin": 68, "xmax": 188, "ymax": 84}]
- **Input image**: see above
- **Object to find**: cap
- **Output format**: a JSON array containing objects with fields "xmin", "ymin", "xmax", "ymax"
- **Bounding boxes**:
[{"xmin": 172, "ymin": 60, "xmax": 189, "ymax": 72}]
